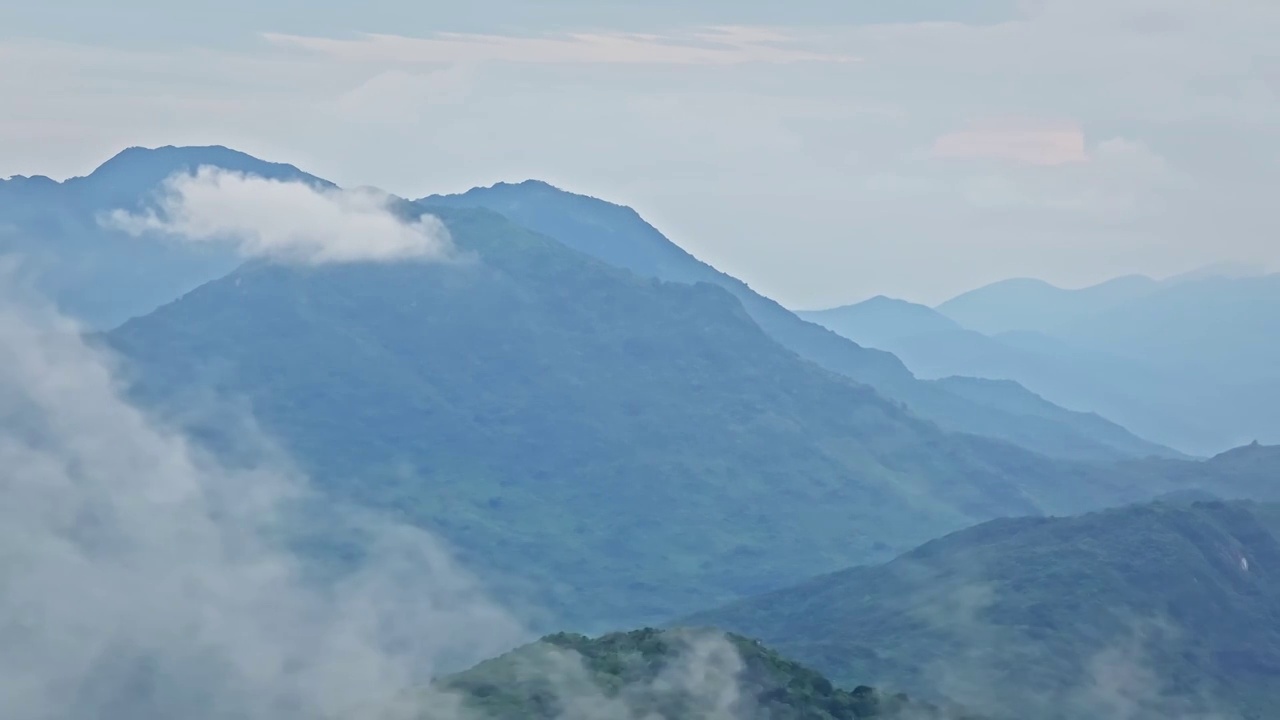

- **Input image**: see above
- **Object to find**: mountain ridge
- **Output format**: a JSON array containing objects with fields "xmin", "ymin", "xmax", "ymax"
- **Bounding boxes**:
[
  {"xmin": 681, "ymin": 497, "xmax": 1280, "ymax": 719},
  {"xmin": 1, "ymin": 146, "xmax": 1176, "ymax": 464},
  {"xmin": 103, "ymin": 198, "xmax": 1260, "ymax": 633},
  {"xmin": 862, "ymin": 271, "xmax": 1280, "ymax": 454},
  {"xmin": 423, "ymin": 179, "xmax": 1175, "ymax": 462}
]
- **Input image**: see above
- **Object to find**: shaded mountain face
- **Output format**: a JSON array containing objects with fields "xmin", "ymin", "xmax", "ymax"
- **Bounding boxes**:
[
  {"xmin": 421, "ymin": 181, "xmax": 915, "ymax": 393},
  {"xmin": 683, "ymin": 497, "xmax": 1280, "ymax": 719},
  {"xmin": 885, "ymin": 274, "xmax": 1280, "ymax": 455},
  {"xmin": 422, "ymin": 181, "xmax": 1169, "ymax": 464},
  {"xmin": 798, "ymin": 299, "xmax": 1180, "ymax": 460},
  {"xmin": 0, "ymin": 145, "xmax": 1165, "ymax": 463},
  {"xmin": 801, "ymin": 297, "xmax": 1199, "ymax": 455},
  {"xmin": 799, "ymin": 296, "xmax": 965, "ymax": 351},
  {"xmin": 935, "ymin": 275, "xmax": 1161, "ymax": 337},
  {"xmin": 105, "ymin": 203, "xmax": 1207, "ymax": 632},
  {"xmin": 0, "ymin": 145, "xmax": 324, "ymax": 329},
  {"xmin": 436, "ymin": 628, "xmax": 986, "ymax": 720}
]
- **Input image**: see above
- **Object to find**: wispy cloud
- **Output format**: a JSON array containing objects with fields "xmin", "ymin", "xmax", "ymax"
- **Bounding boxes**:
[
  {"xmin": 106, "ymin": 167, "xmax": 454, "ymax": 264},
  {"xmin": 932, "ymin": 118, "xmax": 1089, "ymax": 166},
  {"xmin": 263, "ymin": 26, "xmax": 857, "ymax": 67},
  {"xmin": 0, "ymin": 279, "xmax": 523, "ymax": 719},
  {"xmin": 6, "ymin": 0, "xmax": 1280, "ymax": 305}
]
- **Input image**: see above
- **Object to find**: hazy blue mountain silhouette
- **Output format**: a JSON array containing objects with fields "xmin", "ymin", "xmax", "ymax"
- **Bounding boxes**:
[
  {"xmin": 0, "ymin": 145, "xmax": 324, "ymax": 328},
  {"xmin": 801, "ymin": 297, "xmax": 1200, "ymax": 453},
  {"xmin": 422, "ymin": 181, "xmax": 1173, "ymax": 462},
  {"xmin": 935, "ymin": 274, "xmax": 1162, "ymax": 336},
  {"xmin": 801, "ymin": 295, "xmax": 966, "ymax": 351},
  {"xmin": 814, "ymin": 274, "xmax": 1280, "ymax": 455}
]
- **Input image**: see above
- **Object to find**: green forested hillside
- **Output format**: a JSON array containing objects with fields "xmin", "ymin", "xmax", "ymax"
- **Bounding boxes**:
[
  {"xmin": 422, "ymin": 181, "xmax": 1172, "ymax": 463},
  {"xmin": 436, "ymin": 628, "xmax": 985, "ymax": 720},
  {"xmin": 106, "ymin": 203, "xmax": 1278, "ymax": 632},
  {"xmin": 0, "ymin": 143, "xmax": 1173, "ymax": 463},
  {"xmin": 684, "ymin": 498, "xmax": 1280, "ymax": 719}
]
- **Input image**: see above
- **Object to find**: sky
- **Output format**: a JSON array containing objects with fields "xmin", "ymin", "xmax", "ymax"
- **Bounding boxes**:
[{"xmin": 3, "ymin": 0, "xmax": 1279, "ymax": 307}]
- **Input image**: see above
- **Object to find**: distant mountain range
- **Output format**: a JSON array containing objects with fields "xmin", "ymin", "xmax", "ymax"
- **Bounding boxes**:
[
  {"xmin": 424, "ymin": 180, "xmax": 1175, "ymax": 463},
  {"xmin": 801, "ymin": 272, "xmax": 1280, "ymax": 455},
  {"xmin": 936, "ymin": 275, "xmax": 1166, "ymax": 337},
  {"xmin": 684, "ymin": 488, "xmax": 1280, "ymax": 719}
]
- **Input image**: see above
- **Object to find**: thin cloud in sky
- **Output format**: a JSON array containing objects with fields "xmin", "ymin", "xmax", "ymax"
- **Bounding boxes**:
[
  {"xmin": 262, "ymin": 26, "xmax": 858, "ymax": 66},
  {"xmin": 932, "ymin": 119, "xmax": 1088, "ymax": 167}
]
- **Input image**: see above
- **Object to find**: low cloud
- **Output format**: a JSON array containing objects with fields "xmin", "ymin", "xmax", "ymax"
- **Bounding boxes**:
[
  {"xmin": 0, "ymin": 279, "xmax": 524, "ymax": 719},
  {"xmin": 107, "ymin": 166, "xmax": 453, "ymax": 265}
]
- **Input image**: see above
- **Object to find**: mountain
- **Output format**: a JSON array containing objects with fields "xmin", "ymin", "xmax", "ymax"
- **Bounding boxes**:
[
  {"xmin": 798, "ymin": 297, "xmax": 1022, "ymax": 382},
  {"xmin": 683, "ymin": 494, "xmax": 1280, "ymax": 719},
  {"xmin": 436, "ymin": 628, "xmax": 986, "ymax": 720},
  {"xmin": 935, "ymin": 275, "xmax": 1161, "ymax": 336},
  {"xmin": 420, "ymin": 181, "xmax": 1169, "ymax": 463},
  {"xmin": 422, "ymin": 181, "xmax": 914, "ymax": 392},
  {"xmin": 923, "ymin": 273, "xmax": 1280, "ymax": 454},
  {"xmin": 930, "ymin": 377, "xmax": 1178, "ymax": 459},
  {"xmin": 797, "ymin": 299, "xmax": 1180, "ymax": 459},
  {"xmin": 1047, "ymin": 273, "xmax": 1280, "ymax": 382},
  {"xmin": 799, "ymin": 296, "xmax": 966, "ymax": 351},
  {"xmin": 1, "ymin": 146, "xmax": 1163, "ymax": 463},
  {"xmin": 0, "ymin": 145, "xmax": 324, "ymax": 328},
  {"xmin": 103, "ymin": 191, "xmax": 1274, "ymax": 633}
]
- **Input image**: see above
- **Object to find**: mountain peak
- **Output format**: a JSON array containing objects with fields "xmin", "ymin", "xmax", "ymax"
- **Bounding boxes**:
[
  {"xmin": 70, "ymin": 145, "xmax": 330, "ymax": 202},
  {"xmin": 511, "ymin": 178, "xmax": 561, "ymax": 190},
  {"xmin": 861, "ymin": 294, "xmax": 912, "ymax": 307},
  {"xmin": 799, "ymin": 295, "xmax": 961, "ymax": 342},
  {"xmin": 87, "ymin": 144, "xmax": 252, "ymax": 178}
]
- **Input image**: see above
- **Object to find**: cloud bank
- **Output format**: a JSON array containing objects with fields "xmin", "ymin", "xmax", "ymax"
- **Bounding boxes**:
[
  {"xmin": 108, "ymin": 167, "xmax": 453, "ymax": 265},
  {"xmin": 0, "ymin": 280, "xmax": 524, "ymax": 719}
]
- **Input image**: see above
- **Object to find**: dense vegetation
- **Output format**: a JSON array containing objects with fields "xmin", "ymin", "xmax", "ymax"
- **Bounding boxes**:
[
  {"xmin": 106, "ymin": 197, "xmax": 1280, "ymax": 632},
  {"xmin": 104, "ymin": 205, "xmax": 1094, "ymax": 630},
  {"xmin": 684, "ymin": 498, "xmax": 1280, "ymax": 719},
  {"xmin": 423, "ymin": 180, "xmax": 1173, "ymax": 462},
  {"xmin": 436, "ymin": 628, "xmax": 985, "ymax": 720}
]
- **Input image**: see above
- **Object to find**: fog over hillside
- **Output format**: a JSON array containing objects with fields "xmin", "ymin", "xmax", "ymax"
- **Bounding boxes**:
[{"xmin": 3, "ymin": 1, "xmax": 1278, "ymax": 717}]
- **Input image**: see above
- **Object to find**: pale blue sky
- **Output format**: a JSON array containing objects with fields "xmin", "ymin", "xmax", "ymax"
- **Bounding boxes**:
[{"xmin": 3, "ymin": 0, "xmax": 1278, "ymax": 306}]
